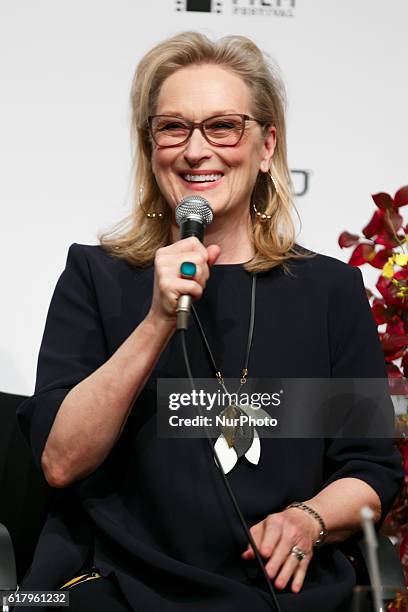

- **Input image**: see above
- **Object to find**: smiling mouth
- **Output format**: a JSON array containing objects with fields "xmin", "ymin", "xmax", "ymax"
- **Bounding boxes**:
[{"xmin": 181, "ymin": 173, "xmax": 224, "ymax": 183}]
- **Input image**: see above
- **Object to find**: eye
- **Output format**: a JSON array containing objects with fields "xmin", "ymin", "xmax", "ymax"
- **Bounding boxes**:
[
  {"xmin": 157, "ymin": 121, "xmax": 188, "ymax": 132},
  {"xmin": 207, "ymin": 120, "xmax": 237, "ymax": 130}
]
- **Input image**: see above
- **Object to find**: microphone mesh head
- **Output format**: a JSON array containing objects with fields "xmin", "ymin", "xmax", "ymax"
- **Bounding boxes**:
[{"xmin": 175, "ymin": 195, "xmax": 214, "ymax": 227}]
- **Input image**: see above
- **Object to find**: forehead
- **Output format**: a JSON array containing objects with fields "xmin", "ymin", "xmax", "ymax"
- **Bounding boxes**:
[{"xmin": 155, "ymin": 64, "xmax": 252, "ymax": 118}]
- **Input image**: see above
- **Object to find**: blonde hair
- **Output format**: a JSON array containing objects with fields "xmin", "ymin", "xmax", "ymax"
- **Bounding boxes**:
[{"xmin": 99, "ymin": 31, "xmax": 310, "ymax": 272}]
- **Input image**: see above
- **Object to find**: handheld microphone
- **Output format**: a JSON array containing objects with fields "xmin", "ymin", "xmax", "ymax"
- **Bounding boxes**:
[{"xmin": 175, "ymin": 195, "xmax": 213, "ymax": 330}]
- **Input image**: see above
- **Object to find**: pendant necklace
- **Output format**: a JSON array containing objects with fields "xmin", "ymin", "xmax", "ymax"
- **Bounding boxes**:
[{"xmin": 191, "ymin": 273, "xmax": 269, "ymax": 473}]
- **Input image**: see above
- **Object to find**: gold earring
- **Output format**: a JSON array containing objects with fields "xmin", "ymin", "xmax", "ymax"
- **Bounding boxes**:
[
  {"xmin": 252, "ymin": 171, "xmax": 279, "ymax": 222},
  {"xmin": 139, "ymin": 186, "xmax": 163, "ymax": 219},
  {"xmin": 268, "ymin": 171, "xmax": 280, "ymax": 196}
]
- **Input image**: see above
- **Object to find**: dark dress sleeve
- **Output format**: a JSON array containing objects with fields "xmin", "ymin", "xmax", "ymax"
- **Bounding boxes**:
[
  {"xmin": 17, "ymin": 243, "xmax": 108, "ymax": 473},
  {"xmin": 323, "ymin": 265, "xmax": 404, "ymax": 523}
]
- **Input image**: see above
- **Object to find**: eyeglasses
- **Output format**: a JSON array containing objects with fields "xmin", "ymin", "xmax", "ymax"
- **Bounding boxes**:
[{"xmin": 147, "ymin": 114, "xmax": 263, "ymax": 148}]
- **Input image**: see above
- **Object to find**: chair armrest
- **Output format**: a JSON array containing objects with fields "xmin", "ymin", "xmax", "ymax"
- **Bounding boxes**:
[{"xmin": 0, "ymin": 523, "xmax": 17, "ymax": 591}]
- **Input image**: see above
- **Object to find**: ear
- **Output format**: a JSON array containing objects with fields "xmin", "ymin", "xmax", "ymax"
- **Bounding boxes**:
[{"xmin": 259, "ymin": 125, "xmax": 277, "ymax": 173}]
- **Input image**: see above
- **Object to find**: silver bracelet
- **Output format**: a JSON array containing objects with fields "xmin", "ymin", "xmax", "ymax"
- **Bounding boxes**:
[{"xmin": 286, "ymin": 501, "xmax": 328, "ymax": 547}]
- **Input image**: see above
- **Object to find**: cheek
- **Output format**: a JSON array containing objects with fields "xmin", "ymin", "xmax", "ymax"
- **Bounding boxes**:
[
  {"xmin": 151, "ymin": 149, "xmax": 175, "ymax": 174},
  {"xmin": 225, "ymin": 140, "xmax": 263, "ymax": 174}
]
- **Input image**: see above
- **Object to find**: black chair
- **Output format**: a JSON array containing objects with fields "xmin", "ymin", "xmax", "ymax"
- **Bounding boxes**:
[
  {"xmin": 0, "ymin": 392, "xmax": 52, "ymax": 596},
  {"xmin": 0, "ymin": 391, "xmax": 405, "ymax": 606}
]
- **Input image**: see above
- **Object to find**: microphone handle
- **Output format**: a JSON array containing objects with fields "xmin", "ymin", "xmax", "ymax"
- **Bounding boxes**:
[{"xmin": 177, "ymin": 218, "xmax": 205, "ymax": 330}]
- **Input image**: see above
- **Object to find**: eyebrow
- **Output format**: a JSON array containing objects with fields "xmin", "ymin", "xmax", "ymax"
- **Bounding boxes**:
[{"xmin": 157, "ymin": 110, "xmax": 242, "ymax": 117}]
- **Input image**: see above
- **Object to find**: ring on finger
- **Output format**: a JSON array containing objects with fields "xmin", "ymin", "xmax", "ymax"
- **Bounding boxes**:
[
  {"xmin": 180, "ymin": 261, "xmax": 197, "ymax": 278},
  {"xmin": 290, "ymin": 546, "xmax": 307, "ymax": 562}
]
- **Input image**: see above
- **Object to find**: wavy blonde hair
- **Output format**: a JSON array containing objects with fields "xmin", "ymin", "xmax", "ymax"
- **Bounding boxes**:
[{"xmin": 99, "ymin": 31, "xmax": 310, "ymax": 273}]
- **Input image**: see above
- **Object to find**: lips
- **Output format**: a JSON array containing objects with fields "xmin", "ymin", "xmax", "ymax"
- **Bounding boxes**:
[
  {"xmin": 178, "ymin": 170, "xmax": 224, "ymax": 191},
  {"xmin": 183, "ymin": 173, "xmax": 223, "ymax": 183}
]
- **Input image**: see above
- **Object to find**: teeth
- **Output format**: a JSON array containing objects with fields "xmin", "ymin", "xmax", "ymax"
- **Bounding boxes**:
[{"xmin": 183, "ymin": 173, "xmax": 223, "ymax": 183}]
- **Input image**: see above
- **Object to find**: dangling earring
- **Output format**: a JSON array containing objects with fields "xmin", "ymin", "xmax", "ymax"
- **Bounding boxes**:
[
  {"xmin": 252, "ymin": 171, "xmax": 279, "ymax": 222},
  {"xmin": 139, "ymin": 186, "xmax": 163, "ymax": 219},
  {"xmin": 268, "ymin": 170, "xmax": 280, "ymax": 196}
]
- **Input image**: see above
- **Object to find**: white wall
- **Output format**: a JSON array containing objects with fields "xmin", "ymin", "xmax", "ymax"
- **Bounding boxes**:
[{"xmin": 1, "ymin": 0, "xmax": 407, "ymax": 394}]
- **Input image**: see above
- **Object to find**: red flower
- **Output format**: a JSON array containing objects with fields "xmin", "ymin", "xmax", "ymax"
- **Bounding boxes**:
[{"xmin": 376, "ymin": 276, "xmax": 406, "ymax": 307}]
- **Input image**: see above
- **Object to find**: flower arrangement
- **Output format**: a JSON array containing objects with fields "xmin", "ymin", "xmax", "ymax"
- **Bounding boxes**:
[{"xmin": 339, "ymin": 184, "xmax": 408, "ymax": 582}]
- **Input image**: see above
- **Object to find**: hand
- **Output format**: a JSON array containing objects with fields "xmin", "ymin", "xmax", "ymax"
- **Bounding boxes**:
[
  {"xmin": 241, "ymin": 508, "xmax": 321, "ymax": 593},
  {"xmin": 149, "ymin": 237, "xmax": 221, "ymax": 323}
]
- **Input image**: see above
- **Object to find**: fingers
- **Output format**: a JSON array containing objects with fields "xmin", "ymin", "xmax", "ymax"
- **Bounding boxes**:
[
  {"xmin": 242, "ymin": 515, "xmax": 281, "ymax": 560},
  {"xmin": 271, "ymin": 547, "xmax": 310, "ymax": 592},
  {"xmin": 152, "ymin": 237, "xmax": 220, "ymax": 320},
  {"xmin": 241, "ymin": 521, "xmax": 266, "ymax": 559},
  {"xmin": 207, "ymin": 244, "xmax": 222, "ymax": 266},
  {"xmin": 290, "ymin": 559, "xmax": 309, "ymax": 593},
  {"xmin": 241, "ymin": 513, "xmax": 313, "ymax": 593}
]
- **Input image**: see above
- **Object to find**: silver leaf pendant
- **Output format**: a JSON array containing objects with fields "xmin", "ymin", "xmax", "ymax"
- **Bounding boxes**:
[
  {"xmin": 218, "ymin": 403, "xmax": 241, "ymax": 448},
  {"xmin": 218, "ymin": 403, "xmax": 254, "ymax": 457},
  {"xmin": 239, "ymin": 403, "xmax": 271, "ymax": 422}
]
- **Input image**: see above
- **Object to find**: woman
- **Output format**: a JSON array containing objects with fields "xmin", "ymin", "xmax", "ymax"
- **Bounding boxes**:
[{"xmin": 17, "ymin": 32, "xmax": 403, "ymax": 611}]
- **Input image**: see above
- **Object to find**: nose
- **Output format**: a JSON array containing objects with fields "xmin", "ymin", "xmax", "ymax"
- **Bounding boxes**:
[{"xmin": 183, "ymin": 127, "xmax": 211, "ymax": 167}]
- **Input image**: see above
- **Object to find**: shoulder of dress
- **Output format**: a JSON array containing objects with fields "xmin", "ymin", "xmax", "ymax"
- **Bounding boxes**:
[
  {"xmin": 65, "ymin": 243, "xmax": 152, "ymax": 287},
  {"xmin": 285, "ymin": 250, "xmax": 359, "ymax": 286},
  {"xmin": 66, "ymin": 242, "xmax": 134, "ymax": 269}
]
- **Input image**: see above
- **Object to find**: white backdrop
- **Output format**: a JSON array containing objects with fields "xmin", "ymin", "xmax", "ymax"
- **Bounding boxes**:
[{"xmin": 1, "ymin": 0, "xmax": 407, "ymax": 395}]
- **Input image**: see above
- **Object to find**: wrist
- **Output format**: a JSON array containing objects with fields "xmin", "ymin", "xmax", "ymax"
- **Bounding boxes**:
[
  {"xmin": 145, "ymin": 309, "xmax": 177, "ymax": 334},
  {"xmin": 285, "ymin": 501, "xmax": 328, "ymax": 547}
]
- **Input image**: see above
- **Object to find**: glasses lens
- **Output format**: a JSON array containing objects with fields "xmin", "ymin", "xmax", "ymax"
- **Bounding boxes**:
[
  {"xmin": 204, "ymin": 115, "xmax": 244, "ymax": 145},
  {"xmin": 151, "ymin": 117, "xmax": 190, "ymax": 146}
]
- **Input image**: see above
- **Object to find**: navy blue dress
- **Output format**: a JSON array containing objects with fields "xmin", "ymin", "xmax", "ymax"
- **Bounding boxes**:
[{"xmin": 17, "ymin": 244, "xmax": 403, "ymax": 611}]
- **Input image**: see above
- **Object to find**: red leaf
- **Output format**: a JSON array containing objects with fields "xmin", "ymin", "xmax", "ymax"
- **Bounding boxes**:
[
  {"xmin": 384, "ymin": 209, "xmax": 403, "ymax": 233},
  {"xmin": 338, "ymin": 231, "xmax": 360, "ymax": 248},
  {"xmin": 369, "ymin": 248, "xmax": 393, "ymax": 269},
  {"xmin": 362, "ymin": 210, "xmax": 384, "ymax": 238},
  {"xmin": 374, "ymin": 228, "xmax": 401, "ymax": 248},
  {"xmin": 394, "ymin": 268, "xmax": 408, "ymax": 281},
  {"xmin": 381, "ymin": 332, "xmax": 408, "ymax": 352},
  {"xmin": 386, "ymin": 316, "xmax": 405, "ymax": 336},
  {"xmin": 385, "ymin": 348, "xmax": 406, "ymax": 361},
  {"xmin": 371, "ymin": 298, "xmax": 388, "ymax": 324},
  {"xmin": 348, "ymin": 243, "xmax": 375, "ymax": 266},
  {"xmin": 372, "ymin": 192, "xmax": 393, "ymax": 211},
  {"xmin": 394, "ymin": 185, "xmax": 408, "ymax": 208}
]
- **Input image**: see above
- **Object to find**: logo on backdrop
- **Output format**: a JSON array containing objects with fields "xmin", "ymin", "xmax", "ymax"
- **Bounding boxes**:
[
  {"xmin": 175, "ymin": 0, "xmax": 295, "ymax": 17},
  {"xmin": 292, "ymin": 170, "xmax": 311, "ymax": 197},
  {"xmin": 175, "ymin": 0, "xmax": 223, "ymax": 12}
]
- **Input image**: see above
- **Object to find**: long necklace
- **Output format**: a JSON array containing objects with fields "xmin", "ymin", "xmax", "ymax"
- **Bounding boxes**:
[{"xmin": 191, "ymin": 274, "xmax": 266, "ymax": 473}]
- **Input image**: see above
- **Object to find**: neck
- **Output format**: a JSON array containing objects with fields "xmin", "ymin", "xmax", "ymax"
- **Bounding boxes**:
[{"xmin": 171, "ymin": 208, "xmax": 255, "ymax": 264}]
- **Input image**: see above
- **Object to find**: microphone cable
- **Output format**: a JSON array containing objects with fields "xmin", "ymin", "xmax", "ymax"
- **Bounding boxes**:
[{"xmin": 179, "ymin": 329, "xmax": 283, "ymax": 612}]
